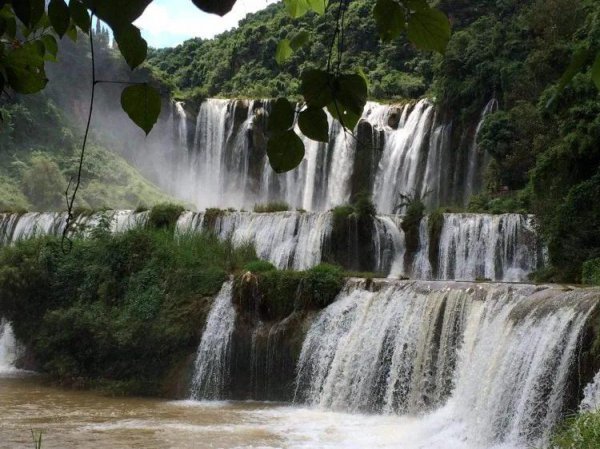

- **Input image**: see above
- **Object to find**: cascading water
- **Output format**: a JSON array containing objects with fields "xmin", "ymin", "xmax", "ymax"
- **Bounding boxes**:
[
  {"xmin": 190, "ymin": 281, "xmax": 236, "ymax": 400},
  {"xmin": 0, "ymin": 210, "xmax": 148, "ymax": 245},
  {"xmin": 1, "ymin": 210, "xmax": 544, "ymax": 281},
  {"xmin": 373, "ymin": 99, "xmax": 436, "ymax": 214},
  {"xmin": 581, "ymin": 371, "xmax": 600, "ymax": 411},
  {"xmin": 169, "ymin": 97, "xmax": 504, "ymax": 212},
  {"xmin": 436, "ymin": 214, "xmax": 542, "ymax": 282},
  {"xmin": 464, "ymin": 98, "xmax": 498, "ymax": 203},
  {"xmin": 177, "ymin": 211, "xmax": 332, "ymax": 270},
  {"xmin": 294, "ymin": 280, "xmax": 598, "ymax": 448},
  {"xmin": 0, "ymin": 319, "xmax": 21, "ymax": 373}
]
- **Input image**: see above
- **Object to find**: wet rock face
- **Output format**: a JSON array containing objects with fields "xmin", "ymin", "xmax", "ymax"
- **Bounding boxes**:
[{"xmin": 387, "ymin": 107, "xmax": 403, "ymax": 129}]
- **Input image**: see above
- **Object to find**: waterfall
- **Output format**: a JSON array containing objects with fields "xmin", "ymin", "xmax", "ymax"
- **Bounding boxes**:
[
  {"xmin": 372, "ymin": 100, "xmax": 436, "ymax": 214},
  {"xmin": 178, "ymin": 211, "xmax": 332, "ymax": 271},
  {"xmin": 190, "ymin": 281, "xmax": 236, "ymax": 400},
  {"xmin": 295, "ymin": 280, "xmax": 597, "ymax": 447},
  {"xmin": 581, "ymin": 371, "xmax": 600, "ymax": 411},
  {"xmin": 437, "ymin": 214, "xmax": 541, "ymax": 282},
  {"xmin": 464, "ymin": 98, "xmax": 499, "ymax": 203},
  {"xmin": 175, "ymin": 101, "xmax": 188, "ymax": 147},
  {"xmin": 0, "ymin": 319, "xmax": 21, "ymax": 373},
  {"xmin": 374, "ymin": 215, "xmax": 405, "ymax": 276},
  {"xmin": 0, "ymin": 211, "xmax": 148, "ymax": 245},
  {"xmin": 164, "ymin": 97, "xmax": 509, "ymax": 212}
]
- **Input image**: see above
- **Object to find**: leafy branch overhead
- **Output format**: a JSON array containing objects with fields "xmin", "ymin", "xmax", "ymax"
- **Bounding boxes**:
[
  {"xmin": 0, "ymin": 0, "xmax": 241, "ymax": 134},
  {"xmin": 268, "ymin": 0, "xmax": 451, "ymax": 173}
]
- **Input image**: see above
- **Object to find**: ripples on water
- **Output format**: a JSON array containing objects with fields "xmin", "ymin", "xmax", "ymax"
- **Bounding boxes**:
[{"xmin": 1, "ymin": 375, "xmax": 532, "ymax": 449}]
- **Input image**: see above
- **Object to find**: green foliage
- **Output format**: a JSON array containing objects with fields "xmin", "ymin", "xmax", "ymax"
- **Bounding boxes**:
[
  {"xmin": 148, "ymin": 203, "xmax": 184, "ymax": 229},
  {"xmin": 234, "ymin": 263, "xmax": 344, "ymax": 321},
  {"xmin": 120, "ymin": 83, "xmax": 161, "ymax": 135},
  {"xmin": 243, "ymin": 260, "xmax": 277, "ymax": 273},
  {"xmin": 582, "ymin": 258, "xmax": 600, "ymax": 286},
  {"xmin": 0, "ymin": 228, "xmax": 257, "ymax": 393},
  {"xmin": 550, "ymin": 411, "xmax": 600, "ymax": 449},
  {"xmin": 298, "ymin": 106, "xmax": 329, "ymax": 142},
  {"xmin": 268, "ymin": 98, "xmax": 295, "ymax": 132},
  {"xmin": 253, "ymin": 202, "xmax": 290, "ymax": 213},
  {"xmin": 20, "ymin": 153, "xmax": 66, "ymax": 210},
  {"xmin": 467, "ymin": 192, "xmax": 530, "ymax": 215},
  {"xmin": 267, "ymin": 129, "xmax": 305, "ymax": 173}
]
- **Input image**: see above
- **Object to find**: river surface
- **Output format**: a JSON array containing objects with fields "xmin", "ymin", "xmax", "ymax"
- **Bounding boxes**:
[{"xmin": 0, "ymin": 374, "xmax": 529, "ymax": 449}]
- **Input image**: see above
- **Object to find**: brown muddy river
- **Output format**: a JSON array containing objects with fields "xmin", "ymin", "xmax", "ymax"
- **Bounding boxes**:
[{"xmin": 0, "ymin": 373, "xmax": 529, "ymax": 449}]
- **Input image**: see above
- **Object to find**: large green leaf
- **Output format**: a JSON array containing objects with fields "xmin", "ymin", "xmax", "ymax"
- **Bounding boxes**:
[
  {"xmin": 114, "ymin": 24, "xmax": 147, "ymax": 70},
  {"xmin": 592, "ymin": 52, "xmax": 600, "ymax": 91},
  {"xmin": 69, "ymin": 0, "xmax": 91, "ymax": 33},
  {"xmin": 41, "ymin": 35, "xmax": 58, "ymax": 61},
  {"xmin": 5, "ymin": 42, "xmax": 47, "ymax": 93},
  {"xmin": 275, "ymin": 39, "xmax": 293, "ymax": 66},
  {"xmin": 191, "ymin": 0, "xmax": 237, "ymax": 16},
  {"xmin": 306, "ymin": 0, "xmax": 326, "ymax": 15},
  {"xmin": 30, "ymin": 0, "xmax": 45, "ymax": 27},
  {"xmin": 374, "ymin": 0, "xmax": 406, "ymax": 42},
  {"xmin": 11, "ymin": 0, "xmax": 31, "ymax": 27},
  {"xmin": 82, "ymin": 0, "xmax": 151, "ymax": 29},
  {"xmin": 407, "ymin": 5, "xmax": 450, "ymax": 54},
  {"xmin": 299, "ymin": 107, "xmax": 329, "ymax": 142},
  {"xmin": 301, "ymin": 69, "xmax": 333, "ymax": 108},
  {"xmin": 269, "ymin": 97, "xmax": 295, "ymax": 132},
  {"xmin": 0, "ymin": 7, "xmax": 16, "ymax": 38},
  {"xmin": 267, "ymin": 130, "xmax": 305, "ymax": 173},
  {"xmin": 121, "ymin": 84, "xmax": 162, "ymax": 135},
  {"xmin": 48, "ymin": 0, "xmax": 70, "ymax": 38},
  {"xmin": 326, "ymin": 73, "xmax": 368, "ymax": 130},
  {"xmin": 283, "ymin": 0, "xmax": 310, "ymax": 18},
  {"xmin": 290, "ymin": 30, "xmax": 310, "ymax": 50}
]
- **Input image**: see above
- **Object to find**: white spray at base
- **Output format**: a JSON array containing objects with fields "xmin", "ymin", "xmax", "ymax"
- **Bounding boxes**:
[
  {"xmin": 580, "ymin": 371, "xmax": 600, "ymax": 412},
  {"xmin": 294, "ymin": 281, "xmax": 597, "ymax": 449},
  {"xmin": 0, "ymin": 319, "xmax": 21, "ymax": 373}
]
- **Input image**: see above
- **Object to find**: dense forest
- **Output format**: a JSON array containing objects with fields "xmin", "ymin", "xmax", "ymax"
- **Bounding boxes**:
[{"xmin": 0, "ymin": 25, "xmax": 174, "ymax": 211}]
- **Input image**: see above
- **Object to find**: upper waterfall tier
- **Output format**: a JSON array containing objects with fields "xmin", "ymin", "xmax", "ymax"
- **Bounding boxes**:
[
  {"xmin": 0, "ymin": 210, "xmax": 544, "ymax": 282},
  {"xmin": 169, "ymin": 98, "xmax": 495, "ymax": 212}
]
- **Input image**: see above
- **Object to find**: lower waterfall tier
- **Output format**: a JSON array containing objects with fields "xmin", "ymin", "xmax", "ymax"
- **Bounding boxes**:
[{"xmin": 190, "ymin": 279, "xmax": 600, "ymax": 449}]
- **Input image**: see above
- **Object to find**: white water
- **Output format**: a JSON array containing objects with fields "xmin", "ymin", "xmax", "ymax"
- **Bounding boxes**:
[
  {"xmin": 581, "ymin": 371, "xmax": 600, "ymax": 411},
  {"xmin": 0, "ymin": 319, "xmax": 21, "ymax": 373},
  {"xmin": 177, "ymin": 211, "xmax": 332, "ymax": 270},
  {"xmin": 169, "ymin": 98, "xmax": 501, "ymax": 212},
  {"xmin": 0, "ymin": 210, "xmax": 148, "ymax": 245},
  {"xmin": 190, "ymin": 281, "xmax": 236, "ymax": 400},
  {"xmin": 436, "ymin": 214, "xmax": 541, "ymax": 282},
  {"xmin": 0, "ymin": 210, "xmax": 543, "ymax": 281},
  {"xmin": 295, "ymin": 281, "xmax": 596, "ymax": 448},
  {"xmin": 373, "ymin": 100, "xmax": 436, "ymax": 213},
  {"xmin": 464, "ymin": 98, "xmax": 498, "ymax": 203}
]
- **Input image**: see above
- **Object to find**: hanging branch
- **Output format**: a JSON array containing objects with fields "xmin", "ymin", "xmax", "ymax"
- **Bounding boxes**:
[{"xmin": 62, "ymin": 16, "xmax": 97, "ymax": 253}]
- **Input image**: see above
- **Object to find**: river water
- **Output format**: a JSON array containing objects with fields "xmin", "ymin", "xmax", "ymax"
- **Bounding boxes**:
[{"xmin": 0, "ymin": 374, "xmax": 524, "ymax": 449}]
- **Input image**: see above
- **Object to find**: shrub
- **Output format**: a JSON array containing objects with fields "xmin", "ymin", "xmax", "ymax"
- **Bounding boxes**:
[
  {"xmin": 0, "ymin": 228, "xmax": 257, "ymax": 394},
  {"xmin": 253, "ymin": 202, "xmax": 290, "ymax": 213},
  {"xmin": 233, "ymin": 263, "xmax": 344, "ymax": 321},
  {"xmin": 582, "ymin": 259, "xmax": 600, "ymax": 286},
  {"xmin": 550, "ymin": 412, "xmax": 600, "ymax": 449},
  {"xmin": 244, "ymin": 260, "xmax": 277, "ymax": 273},
  {"xmin": 148, "ymin": 203, "xmax": 184, "ymax": 229}
]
